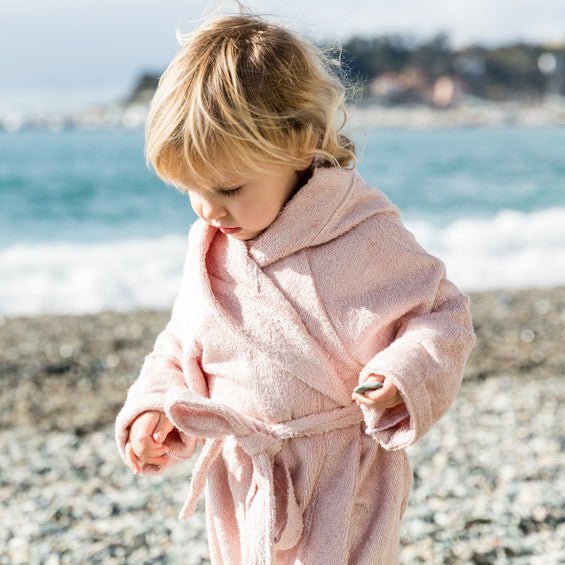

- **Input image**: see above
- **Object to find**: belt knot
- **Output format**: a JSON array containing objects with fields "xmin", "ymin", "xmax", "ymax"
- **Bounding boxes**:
[{"xmin": 164, "ymin": 388, "xmax": 364, "ymax": 565}]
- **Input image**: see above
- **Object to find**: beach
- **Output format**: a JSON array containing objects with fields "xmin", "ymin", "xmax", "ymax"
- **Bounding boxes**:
[{"xmin": 1, "ymin": 286, "xmax": 564, "ymax": 563}]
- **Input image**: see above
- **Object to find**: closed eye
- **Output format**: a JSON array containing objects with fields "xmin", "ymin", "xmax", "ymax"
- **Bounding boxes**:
[{"xmin": 216, "ymin": 186, "xmax": 242, "ymax": 197}]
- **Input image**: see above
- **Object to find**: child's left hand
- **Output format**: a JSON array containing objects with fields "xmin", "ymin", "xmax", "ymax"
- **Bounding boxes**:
[{"xmin": 352, "ymin": 375, "xmax": 404, "ymax": 410}]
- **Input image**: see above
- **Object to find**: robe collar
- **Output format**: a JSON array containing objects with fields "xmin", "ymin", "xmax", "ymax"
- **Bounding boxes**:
[{"xmin": 246, "ymin": 166, "xmax": 400, "ymax": 268}]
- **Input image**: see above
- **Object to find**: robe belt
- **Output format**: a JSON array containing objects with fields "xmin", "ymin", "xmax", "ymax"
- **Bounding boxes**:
[{"xmin": 165, "ymin": 389, "xmax": 364, "ymax": 564}]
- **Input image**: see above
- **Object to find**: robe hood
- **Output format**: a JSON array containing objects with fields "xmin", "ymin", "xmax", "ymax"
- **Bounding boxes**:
[{"xmin": 246, "ymin": 166, "xmax": 401, "ymax": 268}]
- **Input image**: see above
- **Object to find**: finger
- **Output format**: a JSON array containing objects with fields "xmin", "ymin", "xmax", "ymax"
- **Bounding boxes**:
[
  {"xmin": 352, "ymin": 391, "xmax": 379, "ymax": 407},
  {"xmin": 380, "ymin": 380, "xmax": 405, "ymax": 407},
  {"xmin": 365, "ymin": 377, "xmax": 398, "ymax": 401},
  {"xmin": 128, "ymin": 437, "xmax": 169, "ymax": 467},
  {"xmin": 144, "ymin": 443, "xmax": 170, "ymax": 458},
  {"xmin": 365, "ymin": 385, "xmax": 388, "ymax": 401},
  {"xmin": 153, "ymin": 414, "xmax": 175, "ymax": 444},
  {"xmin": 353, "ymin": 386, "xmax": 403, "ymax": 409},
  {"xmin": 131, "ymin": 436, "xmax": 169, "ymax": 460},
  {"xmin": 352, "ymin": 378, "xmax": 397, "ymax": 408},
  {"xmin": 125, "ymin": 442, "xmax": 141, "ymax": 474},
  {"xmin": 140, "ymin": 453, "xmax": 170, "ymax": 467}
]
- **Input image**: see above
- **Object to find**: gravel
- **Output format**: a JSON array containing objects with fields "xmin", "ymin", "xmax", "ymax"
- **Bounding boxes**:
[{"xmin": 1, "ymin": 287, "xmax": 564, "ymax": 564}]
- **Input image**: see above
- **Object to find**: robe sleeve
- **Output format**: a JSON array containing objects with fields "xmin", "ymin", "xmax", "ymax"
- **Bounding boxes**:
[
  {"xmin": 115, "ymin": 226, "xmax": 208, "ymax": 474},
  {"xmin": 355, "ymin": 213, "xmax": 475, "ymax": 450}
]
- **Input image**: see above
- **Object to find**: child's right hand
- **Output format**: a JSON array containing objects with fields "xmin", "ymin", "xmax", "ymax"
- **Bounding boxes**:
[{"xmin": 125, "ymin": 411, "xmax": 175, "ymax": 474}]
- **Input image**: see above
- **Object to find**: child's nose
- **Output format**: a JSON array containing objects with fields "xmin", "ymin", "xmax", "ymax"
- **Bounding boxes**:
[{"xmin": 200, "ymin": 196, "xmax": 227, "ymax": 222}]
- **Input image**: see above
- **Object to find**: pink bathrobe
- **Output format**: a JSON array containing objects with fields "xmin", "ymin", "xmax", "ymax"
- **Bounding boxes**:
[{"xmin": 116, "ymin": 166, "xmax": 475, "ymax": 564}]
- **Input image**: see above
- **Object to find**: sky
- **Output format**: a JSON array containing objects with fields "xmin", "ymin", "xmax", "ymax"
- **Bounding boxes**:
[{"xmin": 1, "ymin": 0, "xmax": 564, "ymax": 114}]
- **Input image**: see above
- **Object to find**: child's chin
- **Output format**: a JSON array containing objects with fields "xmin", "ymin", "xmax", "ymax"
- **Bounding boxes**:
[{"xmin": 233, "ymin": 230, "xmax": 260, "ymax": 241}]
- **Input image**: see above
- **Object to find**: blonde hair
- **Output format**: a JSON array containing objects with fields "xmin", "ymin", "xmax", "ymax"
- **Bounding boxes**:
[{"xmin": 145, "ymin": 11, "xmax": 356, "ymax": 190}]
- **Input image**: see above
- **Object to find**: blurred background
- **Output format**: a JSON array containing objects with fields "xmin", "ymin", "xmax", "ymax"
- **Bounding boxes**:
[
  {"xmin": 1, "ymin": 0, "xmax": 565, "ymax": 316},
  {"xmin": 2, "ymin": 4, "xmax": 565, "ymax": 564},
  {"xmin": 2, "ymin": 0, "xmax": 565, "ymax": 121}
]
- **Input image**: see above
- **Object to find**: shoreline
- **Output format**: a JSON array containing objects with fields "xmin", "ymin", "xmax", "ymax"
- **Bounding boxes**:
[
  {"xmin": 347, "ymin": 98, "xmax": 565, "ymax": 129},
  {"xmin": 3, "ymin": 98, "xmax": 565, "ymax": 132}
]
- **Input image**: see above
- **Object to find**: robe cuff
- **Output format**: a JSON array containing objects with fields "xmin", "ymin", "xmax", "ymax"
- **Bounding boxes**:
[
  {"xmin": 358, "ymin": 328, "xmax": 463, "ymax": 449},
  {"xmin": 358, "ymin": 365, "xmax": 416, "ymax": 451},
  {"xmin": 360, "ymin": 402, "xmax": 413, "ymax": 450}
]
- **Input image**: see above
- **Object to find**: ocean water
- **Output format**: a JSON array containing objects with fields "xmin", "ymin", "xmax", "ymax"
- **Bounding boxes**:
[{"xmin": 1, "ymin": 126, "xmax": 564, "ymax": 316}]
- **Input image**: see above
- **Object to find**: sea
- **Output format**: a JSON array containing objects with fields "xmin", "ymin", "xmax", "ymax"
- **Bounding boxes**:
[{"xmin": 1, "ymin": 126, "xmax": 564, "ymax": 317}]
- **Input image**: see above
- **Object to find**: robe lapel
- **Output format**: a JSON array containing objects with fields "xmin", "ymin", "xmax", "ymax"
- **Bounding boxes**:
[{"xmin": 195, "ymin": 224, "xmax": 352, "ymax": 407}]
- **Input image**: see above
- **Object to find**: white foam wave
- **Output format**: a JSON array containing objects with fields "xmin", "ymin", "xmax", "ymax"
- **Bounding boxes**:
[
  {"xmin": 0, "ymin": 236, "xmax": 187, "ymax": 317},
  {"xmin": 1, "ymin": 208, "xmax": 565, "ymax": 317},
  {"xmin": 408, "ymin": 207, "xmax": 565, "ymax": 292}
]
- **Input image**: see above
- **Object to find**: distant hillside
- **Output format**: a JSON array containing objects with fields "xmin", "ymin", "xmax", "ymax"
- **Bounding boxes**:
[
  {"xmin": 126, "ymin": 35, "xmax": 565, "ymax": 108},
  {"xmin": 337, "ymin": 34, "xmax": 565, "ymax": 104},
  {"xmin": 125, "ymin": 73, "xmax": 160, "ymax": 105}
]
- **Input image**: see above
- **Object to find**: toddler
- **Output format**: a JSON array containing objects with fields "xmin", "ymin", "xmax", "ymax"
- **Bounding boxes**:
[{"xmin": 116, "ymin": 10, "xmax": 475, "ymax": 564}]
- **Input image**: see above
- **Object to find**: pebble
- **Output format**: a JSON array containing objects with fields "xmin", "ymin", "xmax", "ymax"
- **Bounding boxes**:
[
  {"xmin": 400, "ymin": 373, "xmax": 565, "ymax": 564},
  {"xmin": 1, "ymin": 288, "xmax": 564, "ymax": 563},
  {"xmin": 0, "ymin": 371, "xmax": 562, "ymax": 564}
]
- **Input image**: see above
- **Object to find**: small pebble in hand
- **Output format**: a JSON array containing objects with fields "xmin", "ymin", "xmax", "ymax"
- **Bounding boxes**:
[{"xmin": 354, "ymin": 382, "xmax": 383, "ymax": 395}]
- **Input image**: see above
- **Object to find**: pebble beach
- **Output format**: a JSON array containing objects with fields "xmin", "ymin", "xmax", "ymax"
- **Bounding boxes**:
[{"xmin": 1, "ymin": 287, "xmax": 564, "ymax": 564}]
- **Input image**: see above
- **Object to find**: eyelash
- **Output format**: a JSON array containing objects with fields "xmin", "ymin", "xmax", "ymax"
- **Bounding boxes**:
[{"xmin": 217, "ymin": 186, "xmax": 242, "ymax": 197}]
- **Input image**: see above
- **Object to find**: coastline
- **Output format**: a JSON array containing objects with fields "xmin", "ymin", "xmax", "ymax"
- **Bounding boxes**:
[
  {"xmin": 1, "ymin": 286, "xmax": 564, "ymax": 563},
  {"xmin": 3, "ymin": 97, "xmax": 565, "ymax": 132},
  {"xmin": 347, "ymin": 98, "xmax": 565, "ymax": 129}
]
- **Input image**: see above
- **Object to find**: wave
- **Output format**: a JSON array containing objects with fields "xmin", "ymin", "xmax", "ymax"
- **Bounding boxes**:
[
  {"xmin": 1, "ymin": 208, "xmax": 565, "ymax": 317},
  {"xmin": 407, "ymin": 207, "xmax": 565, "ymax": 292},
  {"xmin": 0, "ymin": 236, "xmax": 187, "ymax": 317}
]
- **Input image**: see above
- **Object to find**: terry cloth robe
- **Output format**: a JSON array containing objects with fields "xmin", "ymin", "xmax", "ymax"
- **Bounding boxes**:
[{"xmin": 116, "ymin": 166, "xmax": 475, "ymax": 565}]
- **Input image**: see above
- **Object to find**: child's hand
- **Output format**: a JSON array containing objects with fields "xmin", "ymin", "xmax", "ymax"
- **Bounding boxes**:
[
  {"xmin": 352, "ymin": 375, "xmax": 404, "ymax": 410},
  {"xmin": 125, "ymin": 411, "xmax": 175, "ymax": 474}
]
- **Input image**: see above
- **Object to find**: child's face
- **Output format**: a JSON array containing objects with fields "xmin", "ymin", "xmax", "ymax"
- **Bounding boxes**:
[{"xmin": 182, "ymin": 164, "xmax": 306, "ymax": 241}]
